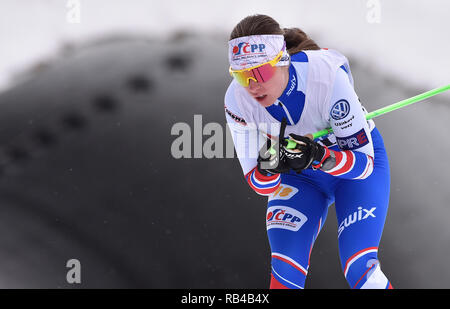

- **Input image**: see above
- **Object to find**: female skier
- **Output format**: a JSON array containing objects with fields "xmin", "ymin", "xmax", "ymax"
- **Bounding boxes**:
[{"xmin": 225, "ymin": 14, "xmax": 393, "ymax": 289}]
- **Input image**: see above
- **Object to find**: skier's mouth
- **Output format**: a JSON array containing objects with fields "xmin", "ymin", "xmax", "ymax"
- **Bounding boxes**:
[{"xmin": 255, "ymin": 95, "xmax": 267, "ymax": 102}]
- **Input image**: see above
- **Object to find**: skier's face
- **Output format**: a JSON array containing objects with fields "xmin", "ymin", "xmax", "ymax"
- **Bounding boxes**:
[{"xmin": 244, "ymin": 66, "xmax": 289, "ymax": 107}]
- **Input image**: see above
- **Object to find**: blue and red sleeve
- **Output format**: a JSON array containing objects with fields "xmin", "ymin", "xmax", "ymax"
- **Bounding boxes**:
[
  {"xmin": 322, "ymin": 149, "xmax": 374, "ymax": 180},
  {"xmin": 245, "ymin": 167, "xmax": 281, "ymax": 196}
]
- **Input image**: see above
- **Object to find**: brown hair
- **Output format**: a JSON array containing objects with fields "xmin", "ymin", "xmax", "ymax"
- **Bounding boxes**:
[{"xmin": 229, "ymin": 14, "xmax": 320, "ymax": 55}]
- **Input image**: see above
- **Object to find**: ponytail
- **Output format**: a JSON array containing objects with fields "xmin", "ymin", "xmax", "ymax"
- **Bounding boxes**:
[{"xmin": 283, "ymin": 28, "xmax": 320, "ymax": 54}]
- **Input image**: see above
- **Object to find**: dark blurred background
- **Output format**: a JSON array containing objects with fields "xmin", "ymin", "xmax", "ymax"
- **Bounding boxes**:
[{"xmin": 0, "ymin": 1, "xmax": 448, "ymax": 288}]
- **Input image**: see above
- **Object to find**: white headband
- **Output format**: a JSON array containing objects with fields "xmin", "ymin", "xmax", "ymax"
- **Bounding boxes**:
[{"xmin": 228, "ymin": 34, "xmax": 290, "ymax": 70}]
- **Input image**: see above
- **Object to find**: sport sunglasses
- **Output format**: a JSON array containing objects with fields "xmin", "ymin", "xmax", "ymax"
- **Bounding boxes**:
[{"xmin": 229, "ymin": 50, "xmax": 283, "ymax": 87}]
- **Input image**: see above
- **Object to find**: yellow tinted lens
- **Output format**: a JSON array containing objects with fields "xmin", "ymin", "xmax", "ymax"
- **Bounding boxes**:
[{"xmin": 232, "ymin": 71, "xmax": 252, "ymax": 87}]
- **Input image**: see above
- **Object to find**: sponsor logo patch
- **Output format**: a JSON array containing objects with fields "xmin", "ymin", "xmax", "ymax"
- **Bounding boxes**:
[
  {"xmin": 269, "ymin": 184, "xmax": 299, "ymax": 201},
  {"xmin": 225, "ymin": 106, "xmax": 247, "ymax": 125},
  {"xmin": 286, "ymin": 74, "xmax": 297, "ymax": 97},
  {"xmin": 266, "ymin": 206, "xmax": 307, "ymax": 232},
  {"xmin": 330, "ymin": 99, "xmax": 351, "ymax": 120},
  {"xmin": 232, "ymin": 42, "xmax": 266, "ymax": 57},
  {"xmin": 338, "ymin": 207, "xmax": 377, "ymax": 238},
  {"xmin": 336, "ymin": 128, "xmax": 369, "ymax": 150}
]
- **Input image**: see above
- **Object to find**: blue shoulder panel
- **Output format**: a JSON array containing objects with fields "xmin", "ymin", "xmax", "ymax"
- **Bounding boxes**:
[{"xmin": 290, "ymin": 51, "xmax": 308, "ymax": 63}]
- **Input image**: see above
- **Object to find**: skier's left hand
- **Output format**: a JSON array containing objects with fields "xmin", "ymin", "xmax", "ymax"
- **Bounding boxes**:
[{"xmin": 282, "ymin": 133, "xmax": 332, "ymax": 173}]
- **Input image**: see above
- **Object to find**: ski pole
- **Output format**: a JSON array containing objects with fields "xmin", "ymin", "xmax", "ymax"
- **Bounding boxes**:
[{"xmin": 307, "ymin": 84, "xmax": 450, "ymax": 141}]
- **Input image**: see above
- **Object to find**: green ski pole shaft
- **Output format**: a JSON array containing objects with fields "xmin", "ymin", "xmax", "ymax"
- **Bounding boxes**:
[{"xmin": 311, "ymin": 84, "xmax": 450, "ymax": 140}]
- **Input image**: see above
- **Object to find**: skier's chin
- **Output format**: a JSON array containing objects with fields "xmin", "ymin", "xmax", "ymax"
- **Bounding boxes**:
[{"xmin": 257, "ymin": 96, "xmax": 276, "ymax": 107}]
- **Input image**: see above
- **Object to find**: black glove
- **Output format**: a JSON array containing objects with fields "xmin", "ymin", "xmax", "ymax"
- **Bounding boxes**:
[
  {"xmin": 257, "ymin": 138, "xmax": 290, "ymax": 175},
  {"xmin": 282, "ymin": 134, "xmax": 333, "ymax": 173},
  {"xmin": 257, "ymin": 118, "xmax": 290, "ymax": 175}
]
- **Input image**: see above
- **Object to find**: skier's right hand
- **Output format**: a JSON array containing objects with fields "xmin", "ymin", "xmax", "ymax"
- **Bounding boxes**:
[
  {"xmin": 257, "ymin": 117, "xmax": 290, "ymax": 175},
  {"xmin": 257, "ymin": 137, "xmax": 290, "ymax": 175}
]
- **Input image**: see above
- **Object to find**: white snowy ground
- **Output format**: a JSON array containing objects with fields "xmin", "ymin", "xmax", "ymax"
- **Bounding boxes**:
[{"xmin": 0, "ymin": 0, "xmax": 449, "ymax": 94}]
